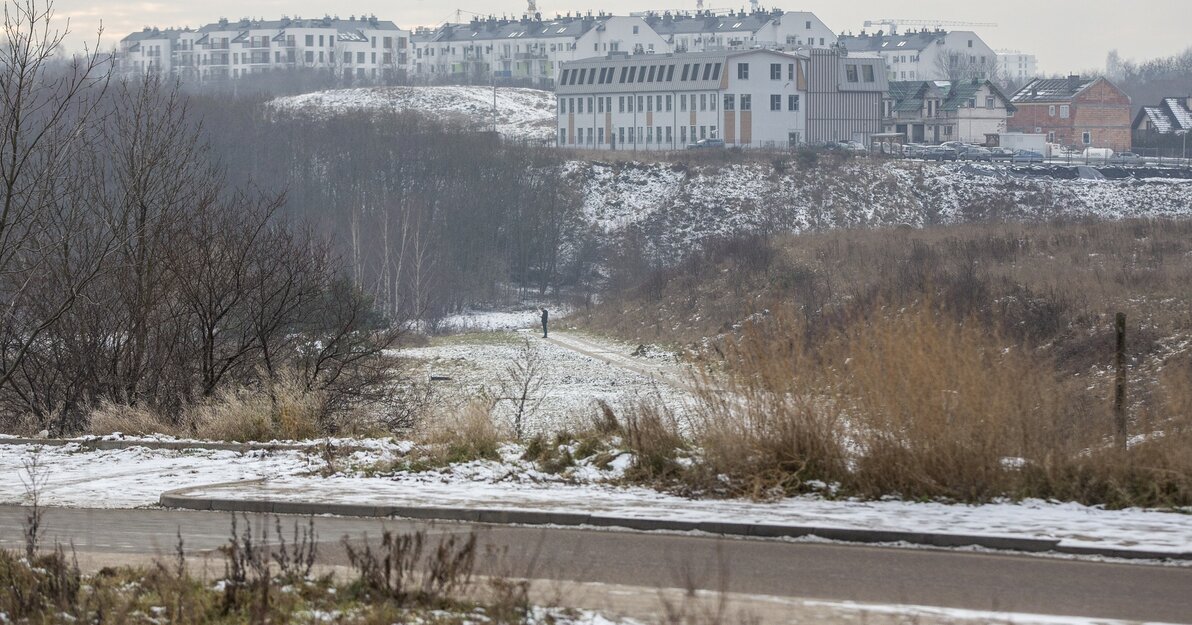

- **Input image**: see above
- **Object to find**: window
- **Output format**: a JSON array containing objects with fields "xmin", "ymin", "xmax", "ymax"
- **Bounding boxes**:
[
  {"xmin": 598, "ymin": 97, "xmax": 605, "ymax": 113},
  {"xmin": 986, "ymin": 96, "xmax": 995, "ymax": 109},
  {"xmin": 638, "ymin": 66, "xmax": 648, "ymax": 83},
  {"xmin": 1047, "ymin": 131, "xmax": 1056, "ymax": 142},
  {"xmin": 1048, "ymin": 105, "xmax": 1056, "ymax": 117},
  {"xmin": 619, "ymin": 67, "xmax": 628, "ymax": 83},
  {"xmin": 680, "ymin": 94, "xmax": 687, "ymax": 111},
  {"xmin": 1082, "ymin": 131, "xmax": 1091, "ymax": 145},
  {"xmin": 699, "ymin": 93, "xmax": 707, "ymax": 111},
  {"xmin": 702, "ymin": 64, "xmax": 713, "ymax": 81},
  {"xmin": 681, "ymin": 64, "xmax": 690, "ymax": 81},
  {"xmin": 577, "ymin": 98, "xmax": 584, "ymax": 114},
  {"xmin": 680, "ymin": 126, "xmax": 687, "ymax": 143},
  {"xmin": 945, "ymin": 125, "xmax": 954, "ymax": 136},
  {"xmin": 598, "ymin": 128, "xmax": 605, "ymax": 144},
  {"xmin": 646, "ymin": 97, "xmax": 653, "ymax": 113},
  {"xmin": 628, "ymin": 127, "xmax": 635, "ymax": 144},
  {"xmin": 619, "ymin": 127, "xmax": 625, "ymax": 145},
  {"xmin": 648, "ymin": 66, "xmax": 657, "ymax": 82},
  {"xmin": 1060, "ymin": 105, "xmax": 1070, "ymax": 119},
  {"xmin": 805, "ymin": 20, "xmax": 812, "ymax": 29},
  {"xmin": 656, "ymin": 95, "xmax": 662, "ymax": 111},
  {"xmin": 691, "ymin": 63, "xmax": 700, "ymax": 80},
  {"xmin": 788, "ymin": 95, "xmax": 800, "ymax": 111},
  {"xmin": 741, "ymin": 94, "xmax": 751, "ymax": 111},
  {"xmin": 666, "ymin": 65, "xmax": 675, "ymax": 81},
  {"xmin": 559, "ymin": 128, "xmax": 566, "ymax": 144},
  {"xmin": 628, "ymin": 67, "xmax": 636, "ymax": 82},
  {"xmin": 846, "ymin": 64, "xmax": 859, "ymax": 82},
  {"xmin": 770, "ymin": 63, "xmax": 781, "ymax": 80},
  {"xmin": 770, "ymin": 94, "xmax": 782, "ymax": 111},
  {"xmin": 647, "ymin": 127, "xmax": 653, "ymax": 143},
  {"xmin": 724, "ymin": 94, "xmax": 735, "ymax": 110},
  {"xmin": 700, "ymin": 126, "xmax": 707, "ymax": 140},
  {"xmin": 666, "ymin": 95, "xmax": 672, "ymax": 111},
  {"xmin": 666, "ymin": 126, "xmax": 673, "ymax": 144},
  {"xmin": 638, "ymin": 96, "xmax": 644, "ymax": 111},
  {"xmin": 788, "ymin": 64, "xmax": 795, "ymax": 80},
  {"xmin": 737, "ymin": 63, "xmax": 749, "ymax": 79},
  {"xmin": 305, "ymin": 35, "xmax": 314, "ymax": 46},
  {"xmin": 633, "ymin": 25, "xmax": 640, "ymax": 34},
  {"xmin": 862, "ymin": 65, "xmax": 875, "ymax": 82},
  {"xmin": 710, "ymin": 93, "xmax": 716, "ymax": 111},
  {"xmin": 968, "ymin": 39, "xmax": 973, "ymax": 48}
]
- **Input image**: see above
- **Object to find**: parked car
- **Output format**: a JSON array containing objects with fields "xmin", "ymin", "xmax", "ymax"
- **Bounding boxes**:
[
  {"xmin": 1110, "ymin": 152, "xmax": 1146, "ymax": 165},
  {"xmin": 903, "ymin": 143, "xmax": 929, "ymax": 158},
  {"xmin": 836, "ymin": 140, "xmax": 868, "ymax": 153},
  {"xmin": 686, "ymin": 138, "xmax": 725, "ymax": 150},
  {"xmin": 1011, "ymin": 149, "xmax": 1045, "ymax": 163},
  {"xmin": 990, "ymin": 147, "xmax": 1016, "ymax": 161},
  {"xmin": 925, "ymin": 146, "xmax": 960, "ymax": 161},
  {"xmin": 960, "ymin": 147, "xmax": 993, "ymax": 161}
]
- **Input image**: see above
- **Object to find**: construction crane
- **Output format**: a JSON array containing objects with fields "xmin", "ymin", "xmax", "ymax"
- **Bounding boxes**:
[{"xmin": 863, "ymin": 18, "xmax": 997, "ymax": 35}]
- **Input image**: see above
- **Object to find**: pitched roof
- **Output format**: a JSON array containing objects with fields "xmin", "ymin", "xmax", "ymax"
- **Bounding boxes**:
[
  {"xmin": 197, "ymin": 16, "xmax": 402, "ymax": 34},
  {"xmin": 840, "ymin": 31, "xmax": 948, "ymax": 53},
  {"xmin": 1134, "ymin": 97, "xmax": 1192, "ymax": 134},
  {"xmin": 646, "ymin": 12, "xmax": 776, "ymax": 37},
  {"xmin": 887, "ymin": 79, "xmax": 1015, "ymax": 113},
  {"xmin": 1010, "ymin": 77, "xmax": 1097, "ymax": 103},
  {"xmin": 415, "ymin": 16, "xmax": 602, "ymax": 44}
]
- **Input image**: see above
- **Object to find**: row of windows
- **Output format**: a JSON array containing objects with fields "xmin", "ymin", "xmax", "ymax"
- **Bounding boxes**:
[
  {"xmin": 845, "ymin": 64, "xmax": 877, "ymax": 83},
  {"xmin": 559, "ymin": 92, "xmax": 722, "ymax": 114},
  {"xmin": 560, "ymin": 92, "xmax": 800, "ymax": 115},
  {"xmin": 1049, "ymin": 104, "xmax": 1072, "ymax": 119},
  {"xmin": 561, "ymin": 124, "xmax": 720, "ymax": 146},
  {"xmin": 561, "ymin": 62, "xmax": 725, "ymax": 87}
]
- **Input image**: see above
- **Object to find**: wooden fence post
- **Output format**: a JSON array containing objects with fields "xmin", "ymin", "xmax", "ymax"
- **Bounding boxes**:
[{"xmin": 1114, "ymin": 312, "xmax": 1128, "ymax": 450}]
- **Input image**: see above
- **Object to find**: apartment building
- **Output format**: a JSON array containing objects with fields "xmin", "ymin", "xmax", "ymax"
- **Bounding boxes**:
[
  {"xmin": 839, "ymin": 30, "xmax": 997, "ymax": 83},
  {"xmin": 997, "ymin": 50, "xmax": 1038, "ymax": 84},
  {"xmin": 411, "ymin": 14, "xmax": 668, "ymax": 88},
  {"xmin": 640, "ymin": 9, "xmax": 837, "ymax": 53},
  {"xmin": 117, "ymin": 16, "xmax": 411, "ymax": 83},
  {"xmin": 555, "ymin": 47, "xmax": 884, "ymax": 150}
]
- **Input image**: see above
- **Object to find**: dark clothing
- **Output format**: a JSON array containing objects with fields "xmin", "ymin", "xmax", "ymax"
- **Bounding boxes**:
[{"xmin": 541, "ymin": 310, "xmax": 549, "ymax": 338}]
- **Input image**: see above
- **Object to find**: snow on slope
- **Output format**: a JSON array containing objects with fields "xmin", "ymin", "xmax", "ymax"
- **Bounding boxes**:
[
  {"xmin": 270, "ymin": 86, "xmax": 556, "ymax": 142},
  {"xmin": 563, "ymin": 159, "xmax": 1192, "ymax": 263}
]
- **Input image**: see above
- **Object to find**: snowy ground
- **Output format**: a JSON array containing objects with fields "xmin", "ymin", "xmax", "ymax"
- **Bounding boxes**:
[
  {"xmin": 270, "ymin": 86, "xmax": 556, "ymax": 142},
  {"xmin": 395, "ymin": 330, "xmax": 692, "ymax": 436},
  {"xmin": 561, "ymin": 159, "xmax": 1192, "ymax": 264},
  {"xmin": 2, "ymin": 441, "xmax": 1189, "ymax": 558}
]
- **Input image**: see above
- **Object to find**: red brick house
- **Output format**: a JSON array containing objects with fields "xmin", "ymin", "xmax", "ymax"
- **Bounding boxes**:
[{"xmin": 1008, "ymin": 76, "xmax": 1132, "ymax": 152}]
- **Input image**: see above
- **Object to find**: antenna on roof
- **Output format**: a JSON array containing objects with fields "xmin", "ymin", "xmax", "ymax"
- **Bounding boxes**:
[{"xmin": 527, "ymin": 0, "xmax": 538, "ymax": 15}]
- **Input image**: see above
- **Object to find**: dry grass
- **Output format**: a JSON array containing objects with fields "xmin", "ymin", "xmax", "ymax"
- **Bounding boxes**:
[{"xmin": 417, "ymin": 399, "xmax": 509, "ymax": 465}]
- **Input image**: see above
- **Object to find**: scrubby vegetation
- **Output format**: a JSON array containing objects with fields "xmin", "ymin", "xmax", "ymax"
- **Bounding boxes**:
[{"xmin": 582, "ymin": 219, "xmax": 1192, "ymax": 509}]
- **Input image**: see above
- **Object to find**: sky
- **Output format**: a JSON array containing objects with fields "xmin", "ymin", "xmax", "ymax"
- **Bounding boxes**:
[{"xmin": 52, "ymin": 0, "xmax": 1189, "ymax": 75}]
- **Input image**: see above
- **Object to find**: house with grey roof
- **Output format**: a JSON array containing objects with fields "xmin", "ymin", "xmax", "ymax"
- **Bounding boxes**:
[
  {"xmin": 1133, "ymin": 97, "xmax": 1192, "ymax": 152},
  {"xmin": 840, "ymin": 29, "xmax": 996, "ymax": 83},
  {"xmin": 883, "ymin": 79, "xmax": 1015, "ymax": 144},
  {"xmin": 1008, "ymin": 76, "xmax": 1132, "ymax": 152}
]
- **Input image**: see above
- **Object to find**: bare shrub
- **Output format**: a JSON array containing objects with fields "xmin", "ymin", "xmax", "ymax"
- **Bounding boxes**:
[
  {"xmin": 343, "ymin": 529, "xmax": 478, "ymax": 607},
  {"xmin": 420, "ymin": 399, "xmax": 508, "ymax": 464},
  {"xmin": 88, "ymin": 401, "xmax": 179, "ymax": 437}
]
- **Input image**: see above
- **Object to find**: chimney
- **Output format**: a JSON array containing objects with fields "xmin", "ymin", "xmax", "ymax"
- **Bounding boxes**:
[{"xmin": 1068, "ymin": 74, "xmax": 1081, "ymax": 91}]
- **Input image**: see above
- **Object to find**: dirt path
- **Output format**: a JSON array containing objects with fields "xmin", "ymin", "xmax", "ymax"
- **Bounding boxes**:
[{"xmin": 545, "ymin": 332, "xmax": 699, "ymax": 394}]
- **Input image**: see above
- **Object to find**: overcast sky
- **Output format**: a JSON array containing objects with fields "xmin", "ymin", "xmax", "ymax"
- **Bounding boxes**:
[{"xmin": 53, "ymin": 0, "xmax": 1189, "ymax": 75}]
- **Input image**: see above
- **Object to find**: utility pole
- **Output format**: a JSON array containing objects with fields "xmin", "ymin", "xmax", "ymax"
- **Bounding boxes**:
[{"xmin": 1114, "ymin": 312, "xmax": 1128, "ymax": 450}]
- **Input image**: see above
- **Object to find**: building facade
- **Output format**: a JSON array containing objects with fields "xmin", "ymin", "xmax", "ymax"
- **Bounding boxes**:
[
  {"xmin": 641, "ymin": 9, "xmax": 837, "ymax": 53},
  {"xmin": 1009, "ymin": 76, "xmax": 1133, "ymax": 152},
  {"xmin": 117, "ymin": 16, "xmax": 411, "ymax": 84},
  {"xmin": 1132, "ymin": 96, "xmax": 1192, "ymax": 150},
  {"xmin": 805, "ymin": 49, "xmax": 888, "ymax": 145},
  {"xmin": 410, "ymin": 14, "xmax": 668, "ymax": 89},
  {"xmin": 840, "ymin": 30, "xmax": 997, "ymax": 83},
  {"xmin": 996, "ymin": 50, "xmax": 1038, "ymax": 85},
  {"xmin": 555, "ymin": 47, "xmax": 884, "ymax": 150},
  {"xmin": 883, "ymin": 80, "xmax": 1015, "ymax": 144}
]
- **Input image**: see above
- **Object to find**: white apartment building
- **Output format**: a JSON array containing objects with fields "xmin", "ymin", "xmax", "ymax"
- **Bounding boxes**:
[
  {"xmin": 997, "ymin": 50, "xmax": 1039, "ymax": 84},
  {"xmin": 411, "ymin": 14, "xmax": 669, "ymax": 88},
  {"xmin": 639, "ymin": 9, "xmax": 837, "ymax": 53},
  {"xmin": 839, "ymin": 30, "xmax": 997, "ymax": 83},
  {"xmin": 117, "ymin": 16, "xmax": 411, "ymax": 83},
  {"xmin": 555, "ymin": 47, "xmax": 886, "ymax": 151}
]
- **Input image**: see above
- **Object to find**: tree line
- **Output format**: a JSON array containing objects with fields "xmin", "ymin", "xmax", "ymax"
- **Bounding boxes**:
[{"xmin": 0, "ymin": 2, "xmax": 395, "ymax": 434}]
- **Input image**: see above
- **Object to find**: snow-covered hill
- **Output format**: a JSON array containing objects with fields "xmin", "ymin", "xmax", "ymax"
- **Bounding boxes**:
[
  {"xmin": 270, "ymin": 86, "xmax": 556, "ymax": 142},
  {"xmin": 562, "ymin": 159, "xmax": 1192, "ymax": 263}
]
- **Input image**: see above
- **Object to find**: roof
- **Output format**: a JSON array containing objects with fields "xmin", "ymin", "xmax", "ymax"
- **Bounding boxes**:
[
  {"xmin": 887, "ymin": 79, "xmax": 1015, "ymax": 113},
  {"xmin": 1011, "ymin": 77, "xmax": 1097, "ymax": 103},
  {"xmin": 646, "ymin": 11, "xmax": 777, "ymax": 37},
  {"xmin": 1133, "ymin": 97, "xmax": 1192, "ymax": 134},
  {"xmin": 840, "ymin": 31, "xmax": 948, "ymax": 53},
  {"xmin": 414, "ymin": 16, "xmax": 608, "ymax": 44},
  {"xmin": 555, "ymin": 49, "xmax": 804, "ymax": 95},
  {"xmin": 196, "ymin": 16, "xmax": 403, "ymax": 34},
  {"xmin": 121, "ymin": 28, "xmax": 189, "ymax": 43}
]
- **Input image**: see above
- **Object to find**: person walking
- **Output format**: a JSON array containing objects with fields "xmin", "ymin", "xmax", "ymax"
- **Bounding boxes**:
[{"xmin": 540, "ymin": 308, "xmax": 549, "ymax": 339}]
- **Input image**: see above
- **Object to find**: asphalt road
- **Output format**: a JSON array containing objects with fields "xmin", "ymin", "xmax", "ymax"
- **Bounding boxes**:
[{"xmin": 1, "ymin": 506, "xmax": 1189, "ymax": 623}]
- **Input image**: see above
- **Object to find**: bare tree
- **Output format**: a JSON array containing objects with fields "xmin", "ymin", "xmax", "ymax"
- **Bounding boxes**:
[{"xmin": 0, "ymin": 0, "xmax": 111, "ymax": 395}]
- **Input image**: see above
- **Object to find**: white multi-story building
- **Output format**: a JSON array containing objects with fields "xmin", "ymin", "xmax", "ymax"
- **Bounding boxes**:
[
  {"xmin": 555, "ymin": 47, "xmax": 886, "ymax": 151},
  {"xmin": 639, "ymin": 9, "xmax": 837, "ymax": 53},
  {"xmin": 411, "ymin": 14, "xmax": 669, "ymax": 88},
  {"xmin": 839, "ymin": 29, "xmax": 997, "ymax": 83},
  {"xmin": 117, "ymin": 16, "xmax": 411, "ymax": 83},
  {"xmin": 997, "ymin": 50, "xmax": 1039, "ymax": 84}
]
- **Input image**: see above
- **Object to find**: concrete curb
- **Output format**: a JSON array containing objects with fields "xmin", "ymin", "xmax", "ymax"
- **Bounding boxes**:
[
  {"xmin": 156, "ymin": 485, "xmax": 1192, "ymax": 562},
  {"xmin": 0, "ymin": 438, "xmax": 352, "ymax": 453}
]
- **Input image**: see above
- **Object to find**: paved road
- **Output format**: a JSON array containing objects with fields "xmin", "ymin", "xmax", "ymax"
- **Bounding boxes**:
[{"xmin": 1, "ymin": 506, "xmax": 1189, "ymax": 623}]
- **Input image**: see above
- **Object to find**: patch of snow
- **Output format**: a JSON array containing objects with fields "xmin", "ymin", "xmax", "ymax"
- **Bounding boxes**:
[{"xmin": 269, "ymin": 86, "xmax": 556, "ymax": 142}]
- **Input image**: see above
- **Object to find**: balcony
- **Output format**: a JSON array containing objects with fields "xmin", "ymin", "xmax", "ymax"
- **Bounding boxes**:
[{"xmin": 516, "ymin": 51, "xmax": 547, "ymax": 60}]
